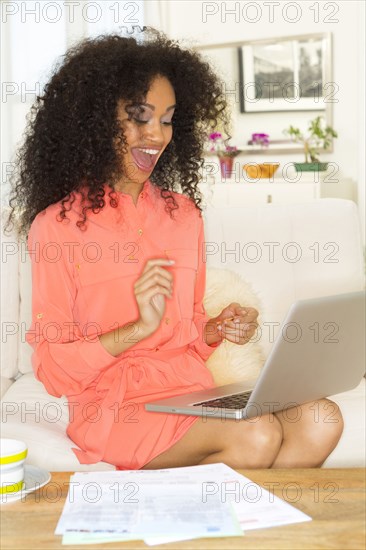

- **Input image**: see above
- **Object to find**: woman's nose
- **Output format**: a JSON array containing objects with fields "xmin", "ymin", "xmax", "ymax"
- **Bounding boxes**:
[{"xmin": 140, "ymin": 119, "xmax": 165, "ymax": 144}]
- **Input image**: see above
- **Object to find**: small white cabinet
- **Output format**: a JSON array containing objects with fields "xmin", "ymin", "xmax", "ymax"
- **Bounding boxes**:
[{"xmin": 198, "ymin": 172, "xmax": 355, "ymax": 207}]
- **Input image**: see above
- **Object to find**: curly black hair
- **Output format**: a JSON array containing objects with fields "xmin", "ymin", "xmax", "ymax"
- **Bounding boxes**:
[{"xmin": 3, "ymin": 26, "xmax": 231, "ymax": 239}]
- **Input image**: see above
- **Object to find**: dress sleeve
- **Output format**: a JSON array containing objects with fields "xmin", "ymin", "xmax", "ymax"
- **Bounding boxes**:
[
  {"xmin": 191, "ymin": 215, "xmax": 221, "ymax": 362},
  {"xmin": 25, "ymin": 213, "xmax": 117, "ymax": 398}
]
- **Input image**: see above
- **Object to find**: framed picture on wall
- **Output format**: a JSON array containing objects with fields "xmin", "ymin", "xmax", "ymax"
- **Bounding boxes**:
[{"xmin": 238, "ymin": 33, "xmax": 331, "ymax": 113}]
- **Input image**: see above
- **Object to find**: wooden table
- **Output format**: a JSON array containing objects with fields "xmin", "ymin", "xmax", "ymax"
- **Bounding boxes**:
[{"xmin": 1, "ymin": 469, "xmax": 365, "ymax": 549}]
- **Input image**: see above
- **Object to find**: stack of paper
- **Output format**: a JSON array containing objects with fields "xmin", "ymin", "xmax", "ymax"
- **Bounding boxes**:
[{"xmin": 55, "ymin": 463, "xmax": 311, "ymax": 545}]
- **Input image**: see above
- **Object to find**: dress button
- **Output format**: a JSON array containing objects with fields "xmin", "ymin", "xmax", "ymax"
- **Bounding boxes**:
[
  {"xmin": 140, "ymin": 192, "xmax": 144, "ymax": 198},
  {"xmin": 36, "ymin": 313, "xmax": 43, "ymax": 319},
  {"xmin": 165, "ymin": 317, "xmax": 170, "ymax": 324},
  {"xmin": 138, "ymin": 228, "xmax": 143, "ymax": 236}
]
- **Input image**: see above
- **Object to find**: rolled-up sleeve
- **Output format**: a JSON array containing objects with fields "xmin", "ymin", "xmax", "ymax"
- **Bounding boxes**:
[
  {"xmin": 191, "ymin": 216, "xmax": 221, "ymax": 362},
  {"xmin": 25, "ymin": 213, "xmax": 117, "ymax": 398}
]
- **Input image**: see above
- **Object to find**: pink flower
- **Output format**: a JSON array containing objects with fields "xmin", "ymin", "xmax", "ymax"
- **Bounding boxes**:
[
  {"xmin": 209, "ymin": 132, "xmax": 222, "ymax": 141},
  {"xmin": 207, "ymin": 132, "xmax": 241, "ymax": 157},
  {"xmin": 251, "ymin": 133, "xmax": 270, "ymax": 146}
]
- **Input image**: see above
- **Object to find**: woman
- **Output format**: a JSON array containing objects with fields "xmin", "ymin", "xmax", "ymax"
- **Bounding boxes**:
[{"xmin": 4, "ymin": 28, "xmax": 343, "ymax": 470}]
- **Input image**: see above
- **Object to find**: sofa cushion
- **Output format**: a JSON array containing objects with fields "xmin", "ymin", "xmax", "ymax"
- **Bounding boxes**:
[
  {"xmin": 323, "ymin": 378, "xmax": 366, "ymax": 468},
  {"xmin": 18, "ymin": 237, "xmax": 33, "ymax": 375},
  {"xmin": 0, "ymin": 377, "xmax": 14, "ymax": 399},
  {"xmin": 0, "ymin": 373, "xmax": 115, "ymax": 472}
]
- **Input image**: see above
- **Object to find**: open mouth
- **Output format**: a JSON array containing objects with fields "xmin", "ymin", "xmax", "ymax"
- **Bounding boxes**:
[{"xmin": 131, "ymin": 147, "xmax": 161, "ymax": 172}]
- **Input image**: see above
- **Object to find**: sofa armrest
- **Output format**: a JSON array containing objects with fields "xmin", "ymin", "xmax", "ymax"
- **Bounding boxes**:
[{"xmin": 0, "ymin": 377, "xmax": 14, "ymax": 399}]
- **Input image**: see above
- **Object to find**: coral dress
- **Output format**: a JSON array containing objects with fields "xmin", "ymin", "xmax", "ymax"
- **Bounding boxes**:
[{"xmin": 25, "ymin": 179, "xmax": 220, "ymax": 469}]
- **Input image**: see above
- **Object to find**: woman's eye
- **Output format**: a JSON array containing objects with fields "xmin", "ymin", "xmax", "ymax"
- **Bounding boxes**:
[
  {"xmin": 133, "ymin": 118, "xmax": 173, "ymax": 126},
  {"xmin": 133, "ymin": 118, "xmax": 148, "ymax": 124}
]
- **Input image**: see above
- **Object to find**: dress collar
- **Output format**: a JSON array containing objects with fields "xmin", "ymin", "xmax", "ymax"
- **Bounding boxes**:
[{"xmin": 103, "ymin": 178, "xmax": 155, "ymax": 202}]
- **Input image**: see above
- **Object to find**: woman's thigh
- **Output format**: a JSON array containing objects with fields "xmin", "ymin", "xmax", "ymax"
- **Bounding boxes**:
[{"xmin": 141, "ymin": 413, "xmax": 283, "ymax": 469}]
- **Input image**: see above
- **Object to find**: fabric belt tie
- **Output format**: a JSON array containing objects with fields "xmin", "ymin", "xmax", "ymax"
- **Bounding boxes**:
[{"xmin": 71, "ymin": 344, "xmax": 190, "ymax": 464}]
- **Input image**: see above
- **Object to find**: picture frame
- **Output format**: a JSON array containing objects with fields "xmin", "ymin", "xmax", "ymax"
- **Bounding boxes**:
[{"xmin": 238, "ymin": 33, "xmax": 331, "ymax": 113}]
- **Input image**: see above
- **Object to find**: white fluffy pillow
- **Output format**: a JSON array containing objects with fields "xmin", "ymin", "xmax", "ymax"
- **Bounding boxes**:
[{"xmin": 204, "ymin": 268, "xmax": 265, "ymax": 385}]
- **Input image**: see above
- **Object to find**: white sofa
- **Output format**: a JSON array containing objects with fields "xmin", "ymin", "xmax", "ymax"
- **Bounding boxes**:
[{"xmin": 1, "ymin": 198, "xmax": 365, "ymax": 471}]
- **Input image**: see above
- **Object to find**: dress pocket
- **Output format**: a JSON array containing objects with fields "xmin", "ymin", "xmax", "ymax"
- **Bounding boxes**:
[
  {"xmin": 163, "ymin": 249, "xmax": 197, "ymax": 320},
  {"xmin": 75, "ymin": 254, "xmax": 141, "ymax": 287}
]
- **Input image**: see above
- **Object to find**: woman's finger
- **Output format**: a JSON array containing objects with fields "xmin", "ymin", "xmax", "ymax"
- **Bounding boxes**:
[
  {"xmin": 240, "ymin": 307, "xmax": 259, "ymax": 320},
  {"xmin": 219, "ymin": 317, "xmax": 258, "ymax": 330},
  {"xmin": 140, "ymin": 258, "xmax": 175, "ymax": 279},
  {"xmin": 218, "ymin": 321, "xmax": 258, "ymax": 338},
  {"xmin": 135, "ymin": 272, "xmax": 173, "ymax": 296},
  {"xmin": 145, "ymin": 258, "xmax": 175, "ymax": 269},
  {"xmin": 135, "ymin": 260, "xmax": 174, "ymax": 291},
  {"xmin": 135, "ymin": 282, "xmax": 173, "ymax": 305}
]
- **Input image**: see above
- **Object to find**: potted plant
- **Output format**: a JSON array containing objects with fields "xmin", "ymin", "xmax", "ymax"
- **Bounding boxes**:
[
  {"xmin": 248, "ymin": 133, "xmax": 270, "ymax": 148},
  {"xmin": 283, "ymin": 116, "xmax": 337, "ymax": 172},
  {"xmin": 208, "ymin": 132, "xmax": 241, "ymax": 178}
]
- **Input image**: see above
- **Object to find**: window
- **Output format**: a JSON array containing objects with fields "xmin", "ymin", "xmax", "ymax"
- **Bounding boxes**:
[{"xmin": 1, "ymin": 0, "xmax": 144, "ymax": 204}]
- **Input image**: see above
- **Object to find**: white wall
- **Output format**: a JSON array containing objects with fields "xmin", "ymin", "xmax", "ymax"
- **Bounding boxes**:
[{"xmin": 149, "ymin": 0, "xmax": 365, "ymax": 243}]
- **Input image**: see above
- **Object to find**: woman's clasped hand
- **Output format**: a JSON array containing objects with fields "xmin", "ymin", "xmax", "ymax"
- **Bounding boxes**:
[{"xmin": 215, "ymin": 303, "xmax": 259, "ymax": 345}]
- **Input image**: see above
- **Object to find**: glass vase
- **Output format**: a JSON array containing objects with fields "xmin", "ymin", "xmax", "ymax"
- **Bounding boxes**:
[{"xmin": 219, "ymin": 156, "xmax": 234, "ymax": 179}]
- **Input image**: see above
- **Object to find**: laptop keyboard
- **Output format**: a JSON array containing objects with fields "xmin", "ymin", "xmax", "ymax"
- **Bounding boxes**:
[{"xmin": 192, "ymin": 391, "xmax": 252, "ymax": 409}]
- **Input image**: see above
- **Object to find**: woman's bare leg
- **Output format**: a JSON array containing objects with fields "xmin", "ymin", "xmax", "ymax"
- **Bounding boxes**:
[
  {"xmin": 141, "ymin": 398, "xmax": 343, "ymax": 470},
  {"xmin": 271, "ymin": 398, "xmax": 344, "ymax": 468},
  {"xmin": 141, "ymin": 413, "xmax": 283, "ymax": 470}
]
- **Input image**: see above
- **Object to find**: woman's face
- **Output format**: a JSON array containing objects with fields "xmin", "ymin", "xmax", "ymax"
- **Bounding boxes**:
[{"xmin": 115, "ymin": 75, "xmax": 176, "ymax": 187}]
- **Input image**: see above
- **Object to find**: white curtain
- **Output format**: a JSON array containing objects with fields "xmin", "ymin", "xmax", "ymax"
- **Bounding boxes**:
[{"xmin": 1, "ymin": 0, "xmax": 147, "ymax": 206}]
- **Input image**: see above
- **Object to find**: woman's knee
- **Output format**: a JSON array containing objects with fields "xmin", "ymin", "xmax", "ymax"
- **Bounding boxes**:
[
  {"xmin": 316, "ymin": 399, "xmax": 344, "ymax": 457},
  {"xmin": 292, "ymin": 398, "xmax": 344, "ymax": 466},
  {"xmin": 301, "ymin": 398, "xmax": 344, "ymax": 442},
  {"xmin": 225, "ymin": 415, "xmax": 283, "ymax": 469}
]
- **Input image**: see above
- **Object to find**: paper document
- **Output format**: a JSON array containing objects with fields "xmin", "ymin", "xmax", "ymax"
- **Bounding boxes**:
[
  {"xmin": 56, "ymin": 463, "xmax": 311, "ymax": 546},
  {"xmin": 56, "ymin": 465, "xmax": 243, "ymax": 542}
]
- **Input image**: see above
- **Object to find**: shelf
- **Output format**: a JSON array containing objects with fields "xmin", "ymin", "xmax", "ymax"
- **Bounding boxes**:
[
  {"xmin": 204, "ymin": 143, "xmax": 305, "ymax": 155},
  {"xmin": 201, "ymin": 174, "xmax": 339, "ymax": 185}
]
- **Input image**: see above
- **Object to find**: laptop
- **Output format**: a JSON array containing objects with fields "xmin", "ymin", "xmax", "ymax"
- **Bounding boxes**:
[{"xmin": 145, "ymin": 291, "xmax": 365, "ymax": 420}]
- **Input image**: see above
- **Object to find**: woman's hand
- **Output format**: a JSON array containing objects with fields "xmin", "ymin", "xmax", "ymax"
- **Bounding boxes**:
[
  {"xmin": 216, "ymin": 302, "xmax": 259, "ymax": 345},
  {"xmin": 133, "ymin": 258, "xmax": 175, "ymax": 338}
]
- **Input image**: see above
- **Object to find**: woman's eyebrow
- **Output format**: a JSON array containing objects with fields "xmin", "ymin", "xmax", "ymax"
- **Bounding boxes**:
[{"xmin": 140, "ymin": 103, "xmax": 176, "ymax": 112}]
